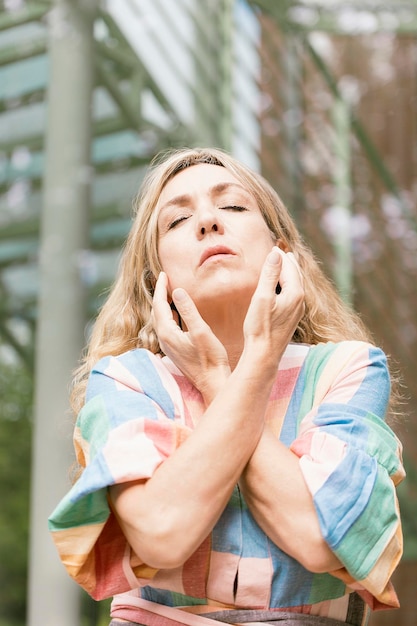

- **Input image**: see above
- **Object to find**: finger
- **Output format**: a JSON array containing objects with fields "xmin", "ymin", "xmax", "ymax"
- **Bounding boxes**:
[
  {"xmin": 172, "ymin": 288, "xmax": 209, "ymax": 336},
  {"xmin": 278, "ymin": 251, "xmax": 304, "ymax": 294},
  {"xmin": 152, "ymin": 272, "xmax": 176, "ymax": 330},
  {"xmin": 285, "ymin": 252, "xmax": 304, "ymax": 283},
  {"xmin": 254, "ymin": 246, "xmax": 284, "ymax": 297}
]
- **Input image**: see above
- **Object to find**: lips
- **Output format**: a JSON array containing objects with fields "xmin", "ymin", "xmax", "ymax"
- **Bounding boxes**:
[{"xmin": 199, "ymin": 245, "xmax": 236, "ymax": 266}]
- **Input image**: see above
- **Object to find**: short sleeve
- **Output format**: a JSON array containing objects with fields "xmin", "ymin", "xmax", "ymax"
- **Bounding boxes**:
[
  {"xmin": 290, "ymin": 341, "xmax": 405, "ymax": 610},
  {"xmin": 48, "ymin": 349, "xmax": 192, "ymax": 600}
]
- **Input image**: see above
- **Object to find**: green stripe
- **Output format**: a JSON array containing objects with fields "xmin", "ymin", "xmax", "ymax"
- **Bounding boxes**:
[
  {"xmin": 48, "ymin": 488, "xmax": 110, "ymax": 531},
  {"xmin": 308, "ymin": 571, "xmax": 345, "ymax": 604},
  {"xmin": 296, "ymin": 342, "xmax": 336, "ymax": 428},
  {"xmin": 77, "ymin": 394, "xmax": 110, "ymax": 460},
  {"xmin": 333, "ymin": 464, "xmax": 399, "ymax": 580},
  {"xmin": 364, "ymin": 411, "xmax": 402, "ymax": 476}
]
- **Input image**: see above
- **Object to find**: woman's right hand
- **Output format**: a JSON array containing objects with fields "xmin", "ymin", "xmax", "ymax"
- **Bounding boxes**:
[
  {"xmin": 152, "ymin": 271, "xmax": 231, "ymax": 404},
  {"xmin": 242, "ymin": 247, "xmax": 305, "ymax": 369}
]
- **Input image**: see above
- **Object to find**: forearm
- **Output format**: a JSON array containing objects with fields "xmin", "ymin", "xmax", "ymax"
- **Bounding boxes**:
[
  {"xmin": 239, "ymin": 425, "xmax": 341, "ymax": 573},
  {"xmin": 110, "ymin": 348, "xmax": 278, "ymax": 569},
  {"xmin": 122, "ymin": 247, "xmax": 304, "ymax": 569}
]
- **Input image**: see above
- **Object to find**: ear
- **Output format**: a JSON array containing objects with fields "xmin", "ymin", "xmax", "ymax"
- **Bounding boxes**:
[{"xmin": 276, "ymin": 238, "xmax": 291, "ymax": 253}]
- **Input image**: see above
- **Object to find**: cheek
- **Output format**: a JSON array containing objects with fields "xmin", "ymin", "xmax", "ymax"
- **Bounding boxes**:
[
  {"xmin": 252, "ymin": 230, "xmax": 276, "ymax": 261},
  {"xmin": 249, "ymin": 216, "xmax": 276, "ymax": 243},
  {"xmin": 158, "ymin": 232, "xmax": 194, "ymax": 273},
  {"xmin": 157, "ymin": 246, "xmax": 187, "ymax": 293},
  {"xmin": 157, "ymin": 240, "xmax": 172, "ymax": 273}
]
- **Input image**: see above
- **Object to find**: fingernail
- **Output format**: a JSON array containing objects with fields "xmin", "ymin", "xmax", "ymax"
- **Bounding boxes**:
[
  {"xmin": 268, "ymin": 247, "xmax": 282, "ymax": 265},
  {"xmin": 173, "ymin": 287, "xmax": 187, "ymax": 301}
]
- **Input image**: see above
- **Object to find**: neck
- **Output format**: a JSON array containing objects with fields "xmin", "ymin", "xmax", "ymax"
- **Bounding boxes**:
[{"xmin": 198, "ymin": 298, "xmax": 249, "ymax": 370}]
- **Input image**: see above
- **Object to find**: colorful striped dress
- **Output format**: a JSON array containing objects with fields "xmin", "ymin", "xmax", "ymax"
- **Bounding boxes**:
[{"xmin": 48, "ymin": 340, "xmax": 405, "ymax": 625}]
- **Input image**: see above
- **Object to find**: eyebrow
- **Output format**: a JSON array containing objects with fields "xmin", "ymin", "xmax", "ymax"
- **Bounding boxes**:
[{"xmin": 158, "ymin": 182, "xmax": 251, "ymax": 214}]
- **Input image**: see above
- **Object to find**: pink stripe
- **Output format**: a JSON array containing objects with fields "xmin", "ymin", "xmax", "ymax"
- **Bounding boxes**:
[
  {"xmin": 102, "ymin": 419, "xmax": 163, "ymax": 481},
  {"xmin": 269, "ymin": 367, "xmax": 302, "ymax": 401},
  {"xmin": 112, "ymin": 597, "xmax": 240, "ymax": 626}
]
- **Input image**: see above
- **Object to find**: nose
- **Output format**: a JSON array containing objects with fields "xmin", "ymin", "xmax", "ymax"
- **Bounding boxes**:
[
  {"xmin": 196, "ymin": 206, "xmax": 224, "ymax": 238},
  {"xmin": 200, "ymin": 223, "xmax": 218, "ymax": 235}
]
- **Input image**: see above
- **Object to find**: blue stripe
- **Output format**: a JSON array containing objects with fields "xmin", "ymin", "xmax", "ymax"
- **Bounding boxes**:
[
  {"xmin": 211, "ymin": 486, "xmax": 242, "ymax": 554},
  {"xmin": 314, "ymin": 448, "xmax": 377, "ymax": 548},
  {"xmin": 349, "ymin": 346, "xmax": 389, "ymax": 419},
  {"xmin": 120, "ymin": 350, "xmax": 176, "ymax": 420},
  {"xmin": 269, "ymin": 543, "xmax": 315, "ymax": 607}
]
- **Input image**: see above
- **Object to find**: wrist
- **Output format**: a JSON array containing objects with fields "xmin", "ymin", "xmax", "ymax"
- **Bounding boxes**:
[
  {"xmin": 232, "ymin": 348, "xmax": 278, "ymax": 399},
  {"xmin": 198, "ymin": 365, "xmax": 231, "ymax": 406},
  {"xmin": 241, "ymin": 338, "xmax": 283, "ymax": 377}
]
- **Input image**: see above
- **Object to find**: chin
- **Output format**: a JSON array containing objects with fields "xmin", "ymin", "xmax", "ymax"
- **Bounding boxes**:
[{"xmin": 195, "ymin": 280, "xmax": 253, "ymax": 311}]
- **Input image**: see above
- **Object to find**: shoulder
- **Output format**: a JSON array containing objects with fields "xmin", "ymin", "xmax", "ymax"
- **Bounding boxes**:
[
  {"xmin": 290, "ymin": 340, "xmax": 389, "ymax": 403},
  {"xmin": 86, "ymin": 349, "xmax": 180, "ymax": 408},
  {"xmin": 305, "ymin": 340, "xmax": 390, "ymax": 414},
  {"xmin": 279, "ymin": 341, "xmax": 387, "ymax": 384},
  {"xmin": 82, "ymin": 349, "xmax": 186, "ymax": 425},
  {"xmin": 283, "ymin": 340, "xmax": 386, "ymax": 372},
  {"xmin": 91, "ymin": 348, "xmax": 162, "ymax": 377},
  {"xmin": 307, "ymin": 340, "xmax": 387, "ymax": 370}
]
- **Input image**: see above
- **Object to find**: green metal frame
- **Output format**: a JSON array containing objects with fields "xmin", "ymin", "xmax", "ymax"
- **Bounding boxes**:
[
  {"xmin": 1, "ymin": 0, "xmax": 416, "ymax": 363},
  {"xmin": 250, "ymin": 0, "xmax": 417, "ymax": 34}
]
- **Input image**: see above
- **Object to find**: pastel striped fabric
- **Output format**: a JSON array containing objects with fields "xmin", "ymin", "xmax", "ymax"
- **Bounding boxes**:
[{"xmin": 48, "ymin": 340, "xmax": 405, "ymax": 625}]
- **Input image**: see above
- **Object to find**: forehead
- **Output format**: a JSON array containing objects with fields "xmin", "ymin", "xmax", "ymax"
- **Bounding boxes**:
[{"xmin": 157, "ymin": 163, "xmax": 249, "ymax": 208}]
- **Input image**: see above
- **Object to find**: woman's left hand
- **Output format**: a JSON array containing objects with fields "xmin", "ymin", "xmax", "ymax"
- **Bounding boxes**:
[
  {"xmin": 242, "ymin": 247, "xmax": 305, "ymax": 368},
  {"xmin": 152, "ymin": 271, "xmax": 231, "ymax": 404}
]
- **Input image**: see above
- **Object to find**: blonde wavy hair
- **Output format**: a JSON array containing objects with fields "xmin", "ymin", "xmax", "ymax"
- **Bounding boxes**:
[{"xmin": 71, "ymin": 146, "xmax": 374, "ymax": 415}]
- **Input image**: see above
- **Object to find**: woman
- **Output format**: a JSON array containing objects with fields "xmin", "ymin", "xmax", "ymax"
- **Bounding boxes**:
[{"xmin": 49, "ymin": 147, "xmax": 405, "ymax": 626}]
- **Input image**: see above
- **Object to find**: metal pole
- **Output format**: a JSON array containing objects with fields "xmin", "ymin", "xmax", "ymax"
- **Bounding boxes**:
[
  {"xmin": 28, "ymin": 1, "xmax": 97, "ymax": 625},
  {"xmin": 192, "ymin": 0, "xmax": 219, "ymax": 145},
  {"xmin": 283, "ymin": 33, "xmax": 304, "ymax": 220},
  {"xmin": 332, "ymin": 95, "xmax": 353, "ymax": 305},
  {"xmin": 192, "ymin": 0, "xmax": 234, "ymax": 148},
  {"xmin": 219, "ymin": 0, "xmax": 234, "ymax": 152}
]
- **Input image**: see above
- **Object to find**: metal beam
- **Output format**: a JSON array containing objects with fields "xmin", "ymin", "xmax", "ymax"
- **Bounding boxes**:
[
  {"xmin": 0, "ymin": 39, "xmax": 47, "ymax": 67},
  {"xmin": 0, "ymin": 114, "xmax": 134, "ymax": 154},
  {"xmin": 218, "ymin": 0, "xmax": 234, "ymax": 152},
  {"xmin": 94, "ymin": 56, "xmax": 143, "ymax": 131},
  {"xmin": 0, "ymin": 2, "xmax": 50, "ymax": 32},
  {"xmin": 98, "ymin": 9, "xmax": 188, "ymax": 126},
  {"xmin": 331, "ymin": 96, "xmax": 353, "ymax": 305},
  {"xmin": 0, "ymin": 87, "xmax": 45, "ymax": 113}
]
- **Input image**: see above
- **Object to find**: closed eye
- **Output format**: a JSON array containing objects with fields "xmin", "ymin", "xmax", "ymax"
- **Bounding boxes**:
[
  {"xmin": 168, "ymin": 206, "xmax": 247, "ymax": 229},
  {"xmin": 220, "ymin": 205, "xmax": 248, "ymax": 212},
  {"xmin": 168, "ymin": 215, "xmax": 190, "ymax": 229}
]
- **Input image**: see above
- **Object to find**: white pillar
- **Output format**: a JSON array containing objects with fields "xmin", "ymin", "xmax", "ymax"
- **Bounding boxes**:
[{"xmin": 28, "ymin": 1, "xmax": 97, "ymax": 624}]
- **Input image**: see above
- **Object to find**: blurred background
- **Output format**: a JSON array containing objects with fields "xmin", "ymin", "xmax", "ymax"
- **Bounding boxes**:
[{"xmin": 0, "ymin": 0, "xmax": 416, "ymax": 625}]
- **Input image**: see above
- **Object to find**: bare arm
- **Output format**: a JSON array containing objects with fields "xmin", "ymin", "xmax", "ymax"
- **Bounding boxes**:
[
  {"xmin": 110, "ymin": 352, "xmax": 273, "ymax": 569},
  {"xmin": 239, "ymin": 426, "xmax": 342, "ymax": 573},
  {"xmin": 110, "ymin": 247, "xmax": 303, "ymax": 569}
]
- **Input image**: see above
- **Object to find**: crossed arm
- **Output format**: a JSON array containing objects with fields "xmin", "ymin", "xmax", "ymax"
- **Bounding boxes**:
[{"xmin": 109, "ymin": 248, "xmax": 341, "ymax": 572}]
